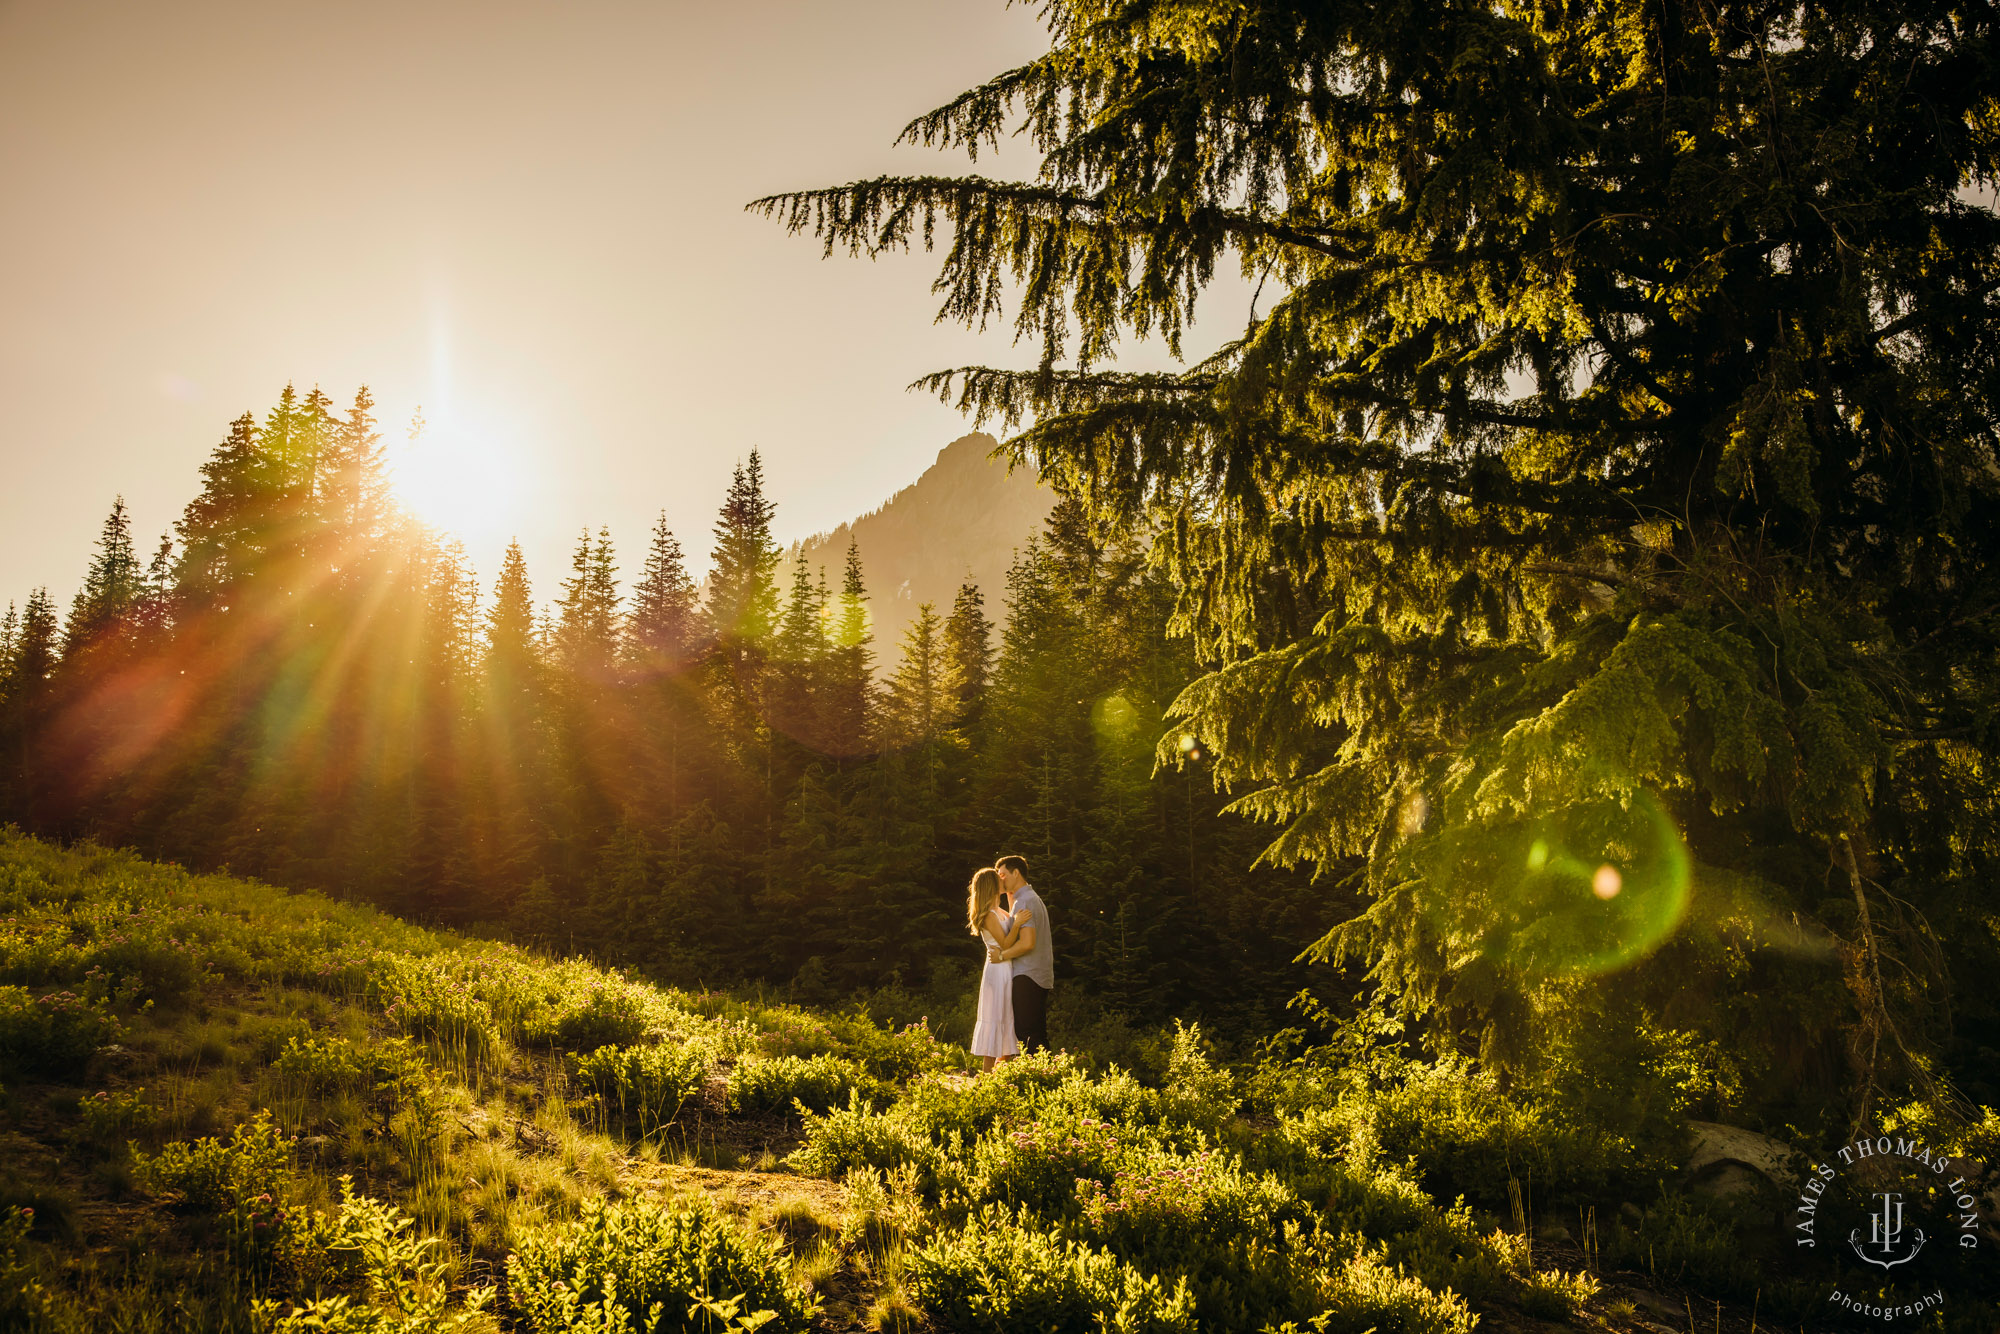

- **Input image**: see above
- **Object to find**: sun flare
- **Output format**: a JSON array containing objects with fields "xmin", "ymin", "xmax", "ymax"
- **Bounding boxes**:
[{"xmin": 390, "ymin": 420, "xmax": 531, "ymax": 546}]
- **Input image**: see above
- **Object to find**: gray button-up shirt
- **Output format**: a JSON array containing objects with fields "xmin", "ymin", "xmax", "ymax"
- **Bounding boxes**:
[{"xmin": 1008, "ymin": 884, "xmax": 1054, "ymax": 989}]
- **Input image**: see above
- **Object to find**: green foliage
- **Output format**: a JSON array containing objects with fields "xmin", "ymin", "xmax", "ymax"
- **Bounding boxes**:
[
  {"xmin": 903, "ymin": 1208, "xmax": 1199, "ymax": 1334},
  {"xmin": 0, "ymin": 1203, "xmax": 60, "ymax": 1331},
  {"xmin": 505, "ymin": 1194, "xmax": 815, "ymax": 1334},
  {"xmin": 0, "ymin": 985, "xmax": 120, "ymax": 1075},
  {"xmin": 1600, "ymin": 1192, "xmax": 1762, "ymax": 1297},
  {"xmin": 574, "ymin": 1043, "xmax": 709, "ymax": 1140},
  {"xmin": 1279, "ymin": 1053, "xmax": 1658, "ymax": 1210},
  {"xmin": 725, "ymin": 1054, "xmax": 877, "ymax": 1114},
  {"xmin": 76, "ymin": 1086, "xmax": 155, "ymax": 1146},
  {"xmin": 787, "ymin": 1092, "xmax": 959, "ymax": 1196},
  {"xmin": 1271, "ymin": 1253, "xmax": 1480, "ymax": 1334},
  {"xmin": 531, "ymin": 984, "xmax": 651, "ymax": 1053},
  {"xmin": 272, "ymin": 1034, "xmax": 367, "ymax": 1094},
  {"xmin": 253, "ymin": 1178, "xmax": 495, "ymax": 1334},
  {"xmin": 1517, "ymin": 1266, "xmax": 1599, "ymax": 1323},
  {"xmin": 134, "ymin": 1111, "xmax": 303, "ymax": 1267}
]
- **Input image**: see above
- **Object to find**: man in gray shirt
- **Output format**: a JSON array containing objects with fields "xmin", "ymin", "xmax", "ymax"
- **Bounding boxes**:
[{"xmin": 987, "ymin": 854, "xmax": 1052, "ymax": 1053}]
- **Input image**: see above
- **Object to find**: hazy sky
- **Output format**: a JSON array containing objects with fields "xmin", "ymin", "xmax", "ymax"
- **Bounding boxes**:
[{"xmin": 1, "ymin": 1, "xmax": 1250, "ymax": 612}]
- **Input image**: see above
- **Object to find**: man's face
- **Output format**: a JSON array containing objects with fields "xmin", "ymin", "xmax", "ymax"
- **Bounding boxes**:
[{"xmin": 999, "ymin": 866, "xmax": 1021, "ymax": 892}]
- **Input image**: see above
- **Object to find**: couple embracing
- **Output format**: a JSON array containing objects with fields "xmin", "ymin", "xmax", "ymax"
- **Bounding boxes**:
[{"xmin": 965, "ymin": 854, "xmax": 1052, "ymax": 1072}]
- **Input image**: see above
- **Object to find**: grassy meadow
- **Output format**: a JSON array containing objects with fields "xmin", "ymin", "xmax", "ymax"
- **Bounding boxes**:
[{"xmin": 0, "ymin": 827, "xmax": 1988, "ymax": 1334}]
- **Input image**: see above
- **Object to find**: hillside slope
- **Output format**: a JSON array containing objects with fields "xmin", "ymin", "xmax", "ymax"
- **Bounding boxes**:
[
  {"xmin": 0, "ymin": 831, "xmax": 1863, "ymax": 1334},
  {"xmin": 795, "ymin": 432, "xmax": 1054, "ymax": 663}
]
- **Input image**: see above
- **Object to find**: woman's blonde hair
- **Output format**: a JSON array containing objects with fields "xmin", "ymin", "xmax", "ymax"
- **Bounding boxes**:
[{"xmin": 966, "ymin": 867, "xmax": 1002, "ymax": 937}]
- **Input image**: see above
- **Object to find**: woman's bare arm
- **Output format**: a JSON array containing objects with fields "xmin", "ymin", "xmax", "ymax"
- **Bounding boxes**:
[
  {"xmin": 987, "ymin": 908, "xmax": 1022, "ymax": 948},
  {"xmin": 992, "ymin": 906, "xmax": 1037, "ymax": 961}
]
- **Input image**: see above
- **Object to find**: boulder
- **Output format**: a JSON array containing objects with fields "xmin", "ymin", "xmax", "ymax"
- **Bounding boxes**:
[{"xmin": 1684, "ymin": 1120, "xmax": 1806, "ymax": 1198}]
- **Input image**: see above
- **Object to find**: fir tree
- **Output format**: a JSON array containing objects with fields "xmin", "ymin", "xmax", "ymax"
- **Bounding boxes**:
[
  {"xmin": 0, "ymin": 588, "xmax": 59, "ymax": 811},
  {"xmin": 553, "ymin": 527, "xmax": 620, "ymax": 681},
  {"xmin": 759, "ymin": 0, "xmax": 2000, "ymax": 1111},
  {"xmin": 706, "ymin": 452, "xmax": 780, "ymax": 645},
  {"xmin": 174, "ymin": 411, "xmax": 266, "ymax": 603},
  {"xmin": 817, "ymin": 540, "xmax": 874, "ymax": 757},
  {"xmin": 478, "ymin": 539, "xmax": 547, "ymax": 897},
  {"xmin": 628, "ymin": 515, "xmax": 703, "ymax": 673},
  {"xmin": 130, "ymin": 533, "xmax": 177, "ymax": 637},
  {"xmin": 882, "ymin": 604, "xmax": 948, "ymax": 751},
  {"xmin": 63, "ymin": 497, "xmax": 143, "ymax": 655},
  {"xmin": 943, "ymin": 579, "xmax": 993, "ymax": 731},
  {"xmin": 319, "ymin": 385, "xmax": 389, "ymax": 553},
  {"xmin": 486, "ymin": 540, "xmax": 539, "ymax": 672},
  {"xmin": 769, "ymin": 551, "xmax": 825, "ymax": 754}
]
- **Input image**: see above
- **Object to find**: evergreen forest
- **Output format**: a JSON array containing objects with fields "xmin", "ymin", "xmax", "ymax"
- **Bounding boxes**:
[{"xmin": 0, "ymin": 387, "xmax": 1327, "ymax": 1041}]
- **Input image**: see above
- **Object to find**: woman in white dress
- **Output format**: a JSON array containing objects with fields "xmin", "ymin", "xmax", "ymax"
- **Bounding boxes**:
[{"xmin": 966, "ymin": 867, "xmax": 1024, "ymax": 1072}]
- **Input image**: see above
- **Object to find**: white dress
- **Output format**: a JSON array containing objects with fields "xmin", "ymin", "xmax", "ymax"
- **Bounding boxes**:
[{"xmin": 968, "ymin": 908, "xmax": 1017, "ymax": 1058}]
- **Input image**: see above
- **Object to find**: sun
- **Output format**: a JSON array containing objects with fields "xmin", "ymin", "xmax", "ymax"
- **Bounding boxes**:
[{"xmin": 389, "ymin": 418, "xmax": 532, "ymax": 547}]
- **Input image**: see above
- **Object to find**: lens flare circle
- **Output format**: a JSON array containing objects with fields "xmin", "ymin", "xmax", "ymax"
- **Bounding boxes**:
[{"xmin": 1421, "ymin": 790, "xmax": 1691, "ymax": 980}]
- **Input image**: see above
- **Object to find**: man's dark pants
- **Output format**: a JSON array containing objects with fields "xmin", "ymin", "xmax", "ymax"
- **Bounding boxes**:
[{"xmin": 1012, "ymin": 976, "xmax": 1050, "ymax": 1054}]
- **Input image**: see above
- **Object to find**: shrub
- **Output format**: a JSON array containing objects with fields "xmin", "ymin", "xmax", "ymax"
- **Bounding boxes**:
[
  {"xmin": 0, "ymin": 1203, "xmax": 58, "ymax": 1331},
  {"xmin": 0, "ymin": 985, "xmax": 121, "ymax": 1075},
  {"xmin": 788, "ymin": 1093, "xmax": 957, "ymax": 1197},
  {"xmin": 1156, "ymin": 1022, "xmax": 1239, "ymax": 1137},
  {"xmin": 727, "ymin": 1054, "xmax": 876, "ymax": 1114},
  {"xmin": 1601, "ymin": 1191, "xmax": 1761, "ymax": 1296},
  {"xmin": 903, "ymin": 1210, "xmax": 1198, "ymax": 1334},
  {"xmin": 825, "ymin": 1013, "xmax": 959, "ymax": 1082},
  {"xmin": 135, "ymin": 1109, "xmax": 295, "ymax": 1213},
  {"xmin": 1271, "ymin": 1253, "xmax": 1478, "ymax": 1334},
  {"xmin": 505, "ymin": 1194, "xmax": 816, "ymax": 1333},
  {"xmin": 1065, "ymin": 1144, "xmax": 1320, "ymax": 1327},
  {"xmin": 272, "ymin": 1034, "xmax": 367, "ymax": 1094},
  {"xmin": 575, "ymin": 1043, "xmax": 709, "ymax": 1140},
  {"xmin": 887, "ymin": 1067, "xmax": 1035, "ymax": 1145},
  {"xmin": 254, "ymin": 1177, "xmax": 495, "ymax": 1334},
  {"xmin": 1073, "ymin": 1145, "xmax": 1296, "ymax": 1253},
  {"xmin": 371, "ymin": 954, "xmax": 505, "ymax": 1071},
  {"xmin": 134, "ymin": 1111, "xmax": 301, "ymax": 1266},
  {"xmin": 1519, "ymin": 1266, "xmax": 1600, "ymax": 1321},
  {"xmin": 77, "ymin": 1087, "xmax": 155, "ymax": 1146},
  {"xmin": 1286, "ymin": 1056, "xmax": 1642, "ymax": 1210},
  {"xmin": 968, "ymin": 1112, "xmax": 1126, "ymax": 1217},
  {"xmin": 540, "ymin": 985, "xmax": 650, "ymax": 1053},
  {"xmin": 747, "ymin": 1006, "xmax": 840, "ymax": 1060}
]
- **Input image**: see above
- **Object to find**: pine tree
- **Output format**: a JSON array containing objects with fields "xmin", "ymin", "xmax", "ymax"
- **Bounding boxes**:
[
  {"xmin": 881, "ymin": 604, "xmax": 948, "ymax": 751},
  {"xmin": 477, "ymin": 539, "xmax": 547, "ymax": 897},
  {"xmin": 130, "ymin": 533, "xmax": 177, "ymax": 637},
  {"xmin": 0, "ymin": 589, "xmax": 59, "ymax": 812},
  {"xmin": 817, "ymin": 541, "xmax": 874, "ymax": 757},
  {"xmin": 554, "ymin": 527, "xmax": 620, "ymax": 681},
  {"xmin": 628, "ymin": 515, "xmax": 703, "ymax": 673},
  {"xmin": 486, "ymin": 540, "xmax": 539, "ymax": 672},
  {"xmin": 768, "ymin": 552, "xmax": 826, "ymax": 751},
  {"xmin": 174, "ymin": 412, "xmax": 266, "ymax": 603},
  {"xmin": 63, "ymin": 497, "xmax": 143, "ymax": 655},
  {"xmin": 5, "ymin": 590, "xmax": 57, "ymax": 701},
  {"xmin": 706, "ymin": 452, "xmax": 779, "ymax": 645},
  {"xmin": 760, "ymin": 0, "xmax": 2000, "ymax": 1110},
  {"xmin": 319, "ymin": 385, "xmax": 389, "ymax": 553},
  {"xmin": 943, "ymin": 580, "xmax": 993, "ymax": 731}
]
